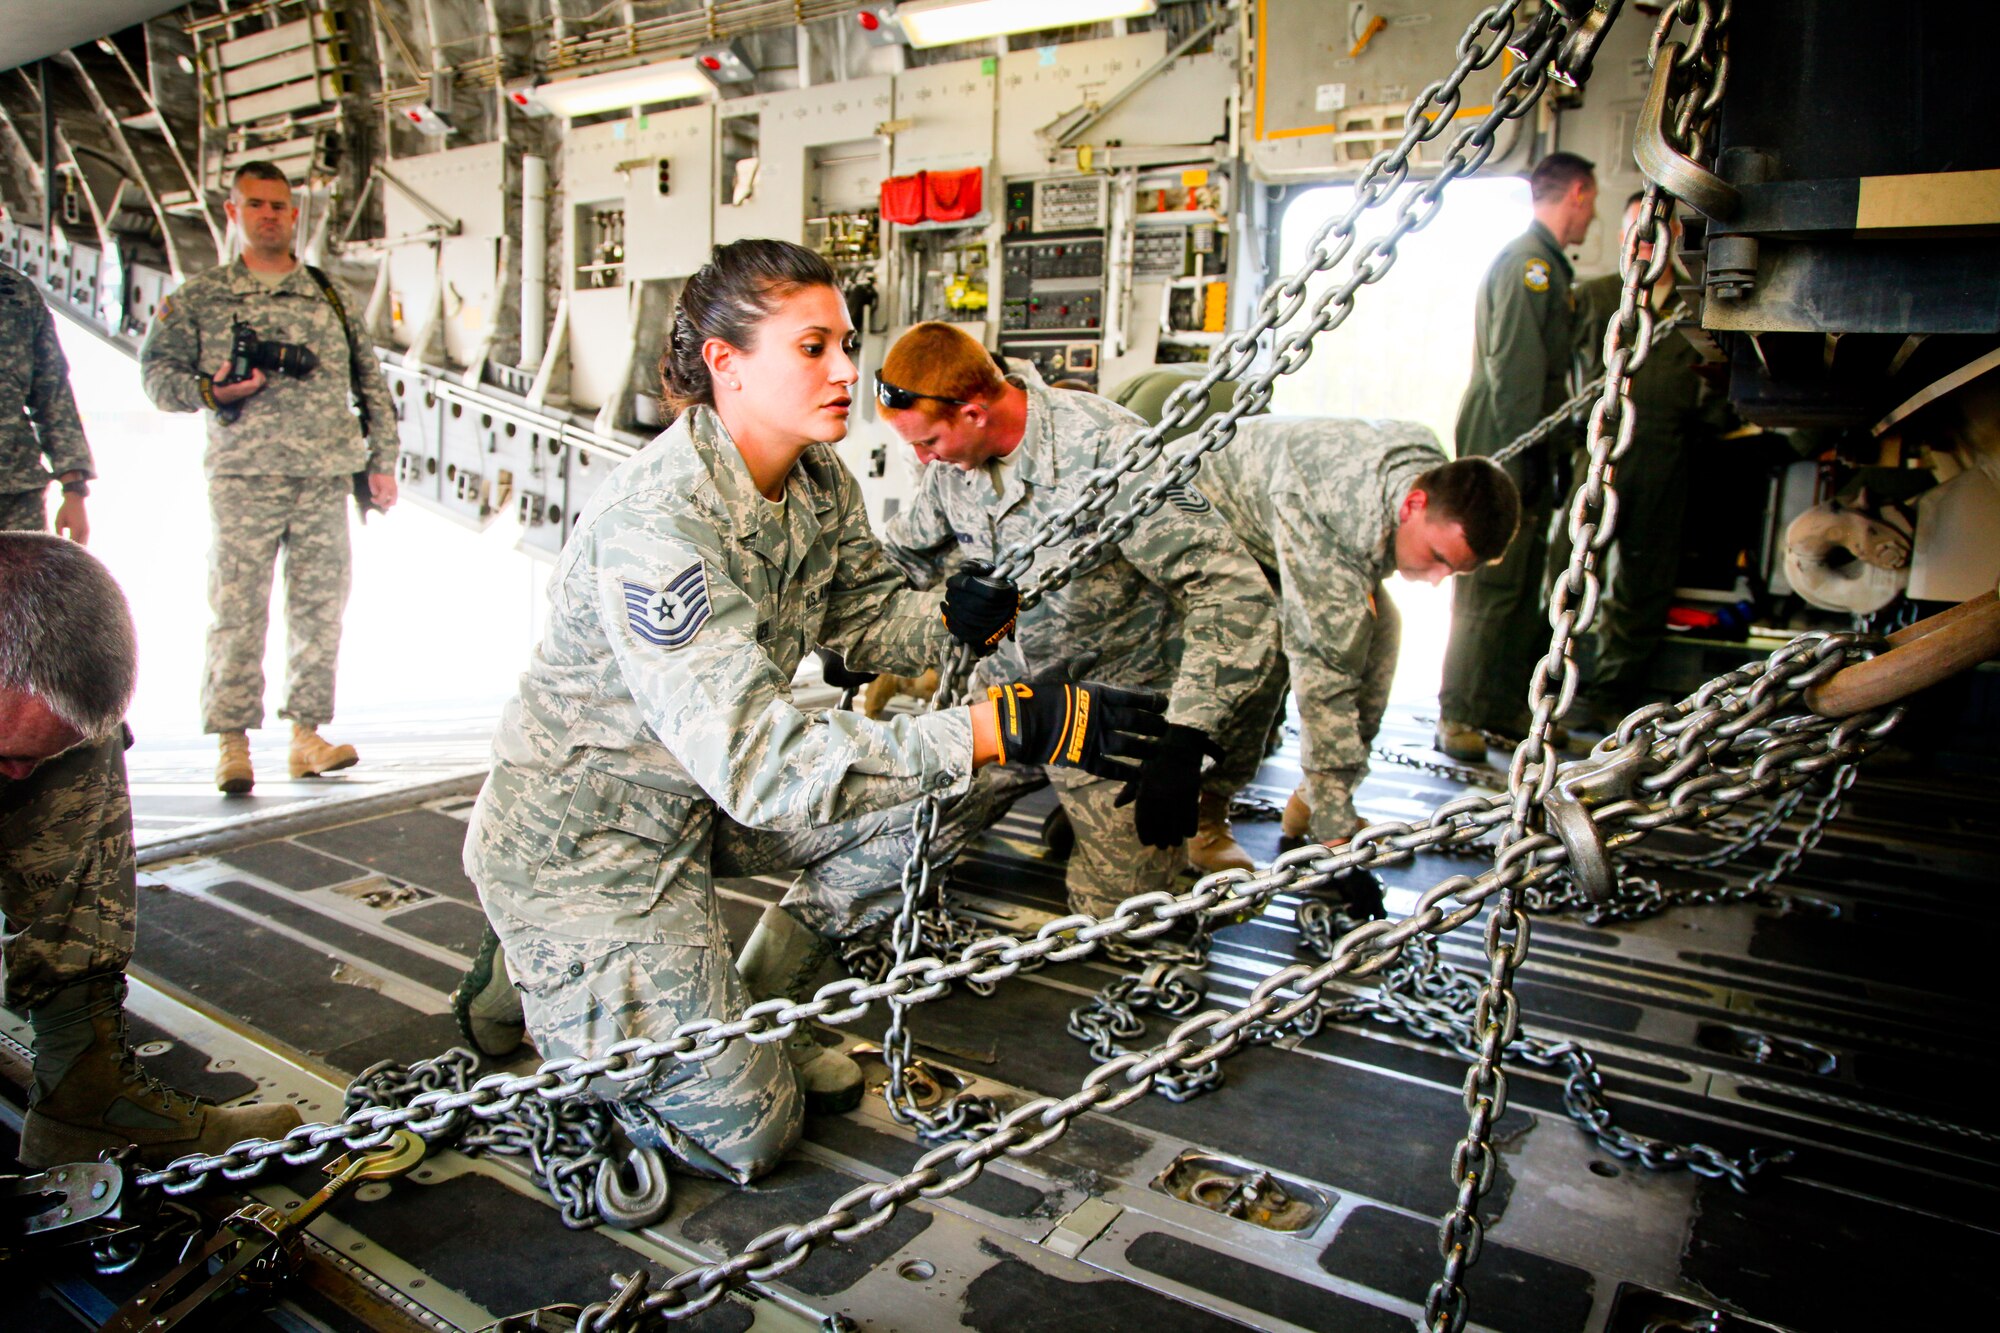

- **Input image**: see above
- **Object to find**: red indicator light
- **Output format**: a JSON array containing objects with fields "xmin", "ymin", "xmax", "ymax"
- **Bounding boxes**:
[{"xmin": 858, "ymin": 10, "xmax": 881, "ymax": 30}]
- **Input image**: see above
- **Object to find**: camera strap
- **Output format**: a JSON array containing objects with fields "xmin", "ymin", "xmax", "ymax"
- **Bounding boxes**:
[{"xmin": 303, "ymin": 264, "xmax": 372, "ymax": 439}]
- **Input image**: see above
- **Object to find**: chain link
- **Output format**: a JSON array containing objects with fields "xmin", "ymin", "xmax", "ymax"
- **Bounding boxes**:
[
  {"xmin": 876, "ymin": 0, "xmax": 1573, "ymax": 1137},
  {"xmin": 1488, "ymin": 307, "xmax": 1687, "ymax": 468},
  {"xmin": 518, "ymin": 688, "xmax": 1889, "ymax": 1328},
  {"xmin": 1428, "ymin": 3, "xmax": 1730, "ymax": 1326},
  {"xmin": 127, "ymin": 630, "xmax": 1895, "ymax": 1210},
  {"xmin": 1329, "ymin": 939, "xmax": 1793, "ymax": 1193},
  {"xmin": 118, "ymin": 684, "xmax": 1895, "ymax": 1327},
  {"xmin": 348, "ymin": 1051, "xmax": 623, "ymax": 1231}
]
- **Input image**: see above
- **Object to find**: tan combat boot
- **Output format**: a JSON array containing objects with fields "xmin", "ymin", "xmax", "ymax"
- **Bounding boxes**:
[
  {"xmin": 1434, "ymin": 719, "xmax": 1488, "ymax": 763},
  {"xmin": 860, "ymin": 668, "xmax": 940, "ymax": 720},
  {"xmin": 19, "ymin": 976, "xmax": 303, "ymax": 1169},
  {"xmin": 1187, "ymin": 791, "xmax": 1255, "ymax": 874},
  {"xmin": 216, "ymin": 730, "xmax": 254, "ymax": 794},
  {"xmin": 289, "ymin": 723, "xmax": 359, "ymax": 778},
  {"xmin": 1278, "ymin": 787, "xmax": 1313, "ymax": 853},
  {"xmin": 735, "ymin": 904, "xmax": 864, "ymax": 1114}
]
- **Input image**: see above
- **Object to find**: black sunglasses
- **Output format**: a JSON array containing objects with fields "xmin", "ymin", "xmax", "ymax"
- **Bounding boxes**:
[{"xmin": 874, "ymin": 371, "xmax": 968, "ymax": 412}]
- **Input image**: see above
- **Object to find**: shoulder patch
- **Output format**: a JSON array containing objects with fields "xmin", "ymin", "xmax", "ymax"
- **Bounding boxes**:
[
  {"xmin": 1163, "ymin": 480, "xmax": 1213, "ymax": 514},
  {"xmin": 623, "ymin": 561, "xmax": 712, "ymax": 648},
  {"xmin": 1523, "ymin": 257, "xmax": 1551, "ymax": 293}
]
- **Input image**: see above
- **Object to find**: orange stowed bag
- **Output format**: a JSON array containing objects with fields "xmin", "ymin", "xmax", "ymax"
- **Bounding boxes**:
[
  {"xmin": 924, "ymin": 167, "xmax": 983, "ymax": 222},
  {"xmin": 880, "ymin": 173, "xmax": 927, "ymax": 225}
]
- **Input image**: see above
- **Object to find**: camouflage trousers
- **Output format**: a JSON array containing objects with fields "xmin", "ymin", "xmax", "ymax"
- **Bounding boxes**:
[
  {"xmin": 204, "ymin": 475, "xmax": 351, "ymax": 734},
  {"xmin": 0, "ymin": 732, "xmax": 137, "ymax": 1014},
  {"xmin": 0, "ymin": 488, "xmax": 46, "ymax": 532},
  {"xmin": 1209, "ymin": 578, "xmax": 1401, "ymax": 842},
  {"xmin": 1042, "ymin": 764, "xmax": 1184, "ymax": 918},
  {"xmin": 477, "ymin": 765, "xmax": 1027, "ymax": 1185}
]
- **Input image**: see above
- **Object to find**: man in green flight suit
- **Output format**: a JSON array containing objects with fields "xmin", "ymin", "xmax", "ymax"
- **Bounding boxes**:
[
  {"xmin": 1436, "ymin": 151, "xmax": 1597, "ymax": 761},
  {"xmin": 1555, "ymin": 193, "xmax": 1724, "ymax": 731}
]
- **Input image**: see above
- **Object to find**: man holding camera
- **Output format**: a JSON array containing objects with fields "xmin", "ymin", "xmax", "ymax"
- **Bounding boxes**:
[{"xmin": 139, "ymin": 162, "xmax": 398, "ymax": 793}]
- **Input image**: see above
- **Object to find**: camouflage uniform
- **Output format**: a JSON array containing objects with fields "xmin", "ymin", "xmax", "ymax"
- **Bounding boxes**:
[
  {"xmin": 137, "ymin": 259, "xmax": 395, "ymax": 733},
  {"xmin": 0, "ymin": 269, "xmax": 94, "ymax": 531},
  {"xmin": 464, "ymin": 405, "xmax": 998, "ymax": 1184},
  {"xmin": 882, "ymin": 360, "xmax": 1278, "ymax": 915},
  {"xmin": 1, "ymin": 731, "xmax": 137, "ymax": 1014},
  {"xmin": 1440, "ymin": 221, "xmax": 1576, "ymax": 733},
  {"xmin": 1203, "ymin": 417, "xmax": 1447, "ymax": 841}
]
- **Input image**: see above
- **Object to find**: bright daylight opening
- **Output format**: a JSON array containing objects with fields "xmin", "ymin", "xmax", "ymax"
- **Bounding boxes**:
[
  {"xmin": 53, "ymin": 316, "xmax": 545, "ymax": 781},
  {"xmin": 1268, "ymin": 175, "xmax": 1534, "ymax": 719}
]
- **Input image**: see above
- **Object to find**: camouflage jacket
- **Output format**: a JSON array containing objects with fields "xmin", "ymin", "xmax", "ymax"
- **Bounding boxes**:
[
  {"xmin": 0, "ymin": 269, "xmax": 93, "ymax": 491},
  {"xmin": 1203, "ymin": 416, "xmax": 1446, "ymax": 828},
  {"xmin": 465, "ymin": 405, "xmax": 969, "ymax": 943},
  {"xmin": 136, "ymin": 257, "xmax": 395, "ymax": 479},
  {"xmin": 882, "ymin": 360, "xmax": 1276, "ymax": 738}
]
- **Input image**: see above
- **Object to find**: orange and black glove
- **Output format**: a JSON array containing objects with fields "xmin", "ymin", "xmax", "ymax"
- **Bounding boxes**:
[
  {"xmin": 942, "ymin": 562, "xmax": 1019, "ymax": 656},
  {"xmin": 987, "ymin": 678, "xmax": 1167, "ymax": 781}
]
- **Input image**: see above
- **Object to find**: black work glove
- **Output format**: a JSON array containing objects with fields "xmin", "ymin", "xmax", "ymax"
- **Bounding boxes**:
[
  {"xmin": 1327, "ymin": 866, "xmax": 1386, "ymax": 922},
  {"xmin": 988, "ymin": 679, "xmax": 1167, "ymax": 781},
  {"xmin": 1113, "ymin": 723, "xmax": 1222, "ymax": 849},
  {"xmin": 815, "ymin": 648, "xmax": 878, "ymax": 691},
  {"xmin": 942, "ymin": 561, "xmax": 1020, "ymax": 656}
]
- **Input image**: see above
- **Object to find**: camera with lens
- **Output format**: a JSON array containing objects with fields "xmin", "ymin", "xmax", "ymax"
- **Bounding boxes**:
[{"xmin": 214, "ymin": 321, "xmax": 319, "ymax": 423}]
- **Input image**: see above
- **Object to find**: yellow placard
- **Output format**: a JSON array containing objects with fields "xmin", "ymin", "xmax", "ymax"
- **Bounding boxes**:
[{"xmin": 1181, "ymin": 168, "xmax": 1209, "ymax": 188}]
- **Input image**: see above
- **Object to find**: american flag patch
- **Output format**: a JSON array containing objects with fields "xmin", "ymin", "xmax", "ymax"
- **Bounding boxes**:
[{"xmin": 624, "ymin": 561, "xmax": 711, "ymax": 648}]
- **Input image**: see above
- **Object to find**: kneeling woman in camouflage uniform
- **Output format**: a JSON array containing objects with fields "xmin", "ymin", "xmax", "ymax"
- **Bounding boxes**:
[{"xmin": 464, "ymin": 239, "xmax": 1165, "ymax": 1184}]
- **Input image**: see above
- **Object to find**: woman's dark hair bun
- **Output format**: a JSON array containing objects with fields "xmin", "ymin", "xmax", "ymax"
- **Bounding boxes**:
[{"xmin": 658, "ymin": 239, "xmax": 840, "ymax": 417}]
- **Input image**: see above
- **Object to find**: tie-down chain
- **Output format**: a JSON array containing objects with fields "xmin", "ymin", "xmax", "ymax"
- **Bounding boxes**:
[
  {"xmin": 1430, "ymin": 1, "xmax": 1734, "ymax": 1327},
  {"xmin": 877, "ymin": 0, "xmax": 1584, "ymax": 1142},
  {"xmin": 29, "ymin": 4, "xmax": 1916, "ymax": 1327},
  {"xmin": 471, "ymin": 652, "xmax": 1895, "ymax": 1329},
  {"xmin": 42, "ymin": 634, "xmax": 1889, "ymax": 1329}
]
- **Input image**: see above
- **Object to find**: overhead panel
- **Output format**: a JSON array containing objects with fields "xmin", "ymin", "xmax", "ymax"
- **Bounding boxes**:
[
  {"xmin": 1249, "ymin": 0, "xmax": 1517, "ymax": 182},
  {"xmin": 713, "ymin": 77, "xmax": 894, "ymax": 248},
  {"xmin": 891, "ymin": 57, "xmax": 996, "ymax": 174},
  {"xmin": 623, "ymin": 106, "xmax": 716, "ymax": 282},
  {"xmin": 381, "ymin": 143, "xmax": 507, "ymax": 241},
  {"xmin": 995, "ymin": 33, "xmax": 1170, "ymax": 176},
  {"xmin": 382, "ymin": 144, "xmax": 506, "ymax": 365},
  {"xmin": 567, "ymin": 285, "xmax": 632, "ymax": 412}
]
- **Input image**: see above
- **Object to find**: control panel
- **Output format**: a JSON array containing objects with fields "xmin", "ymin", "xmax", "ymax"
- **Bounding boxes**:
[
  {"xmin": 1000, "ymin": 237, "xmax": 1107, "ymax": 333},
  {"xmin": 1025, "ymin": 289, "xmax": 1102, "ymax": 330},
  {"xmin": 1132, "ymin": 230, "xmax": 1186, "ymax": 278},
  {"xmin": 1030, "ymin": 176, "xmax": 1110, "ymax": 232},
  {"xmin": 1000, "ymin": 339, "xmax": 1100, "ymax": 388}
]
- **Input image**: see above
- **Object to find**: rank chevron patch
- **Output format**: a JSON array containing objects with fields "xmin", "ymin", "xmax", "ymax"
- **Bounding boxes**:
[{"xmin": 624, "ymin": 561, "xmax": 712, "ymax": 648}]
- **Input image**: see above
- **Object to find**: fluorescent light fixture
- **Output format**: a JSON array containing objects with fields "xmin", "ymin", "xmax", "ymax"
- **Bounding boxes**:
[
  {"xmin": 532, "ymin": 60, "xmax": 713, "ymax": 118},
  {"xmin": 894, "ymin": 0, "xmax": 1157, "ymax": 49}
]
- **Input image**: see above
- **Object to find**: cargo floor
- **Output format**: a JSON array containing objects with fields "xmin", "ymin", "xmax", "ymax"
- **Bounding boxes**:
[{"xmin": 6, "ymin": 705, "xmax": 1997, "ymax": 1332}]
